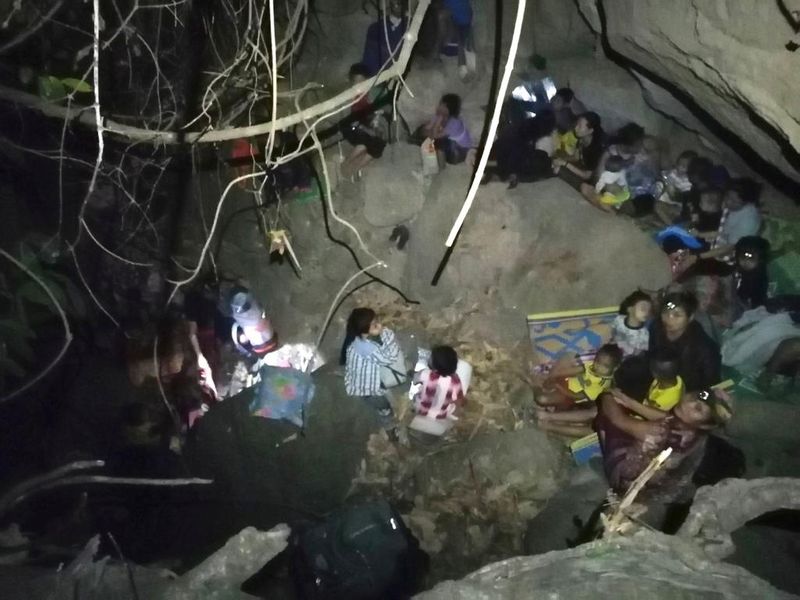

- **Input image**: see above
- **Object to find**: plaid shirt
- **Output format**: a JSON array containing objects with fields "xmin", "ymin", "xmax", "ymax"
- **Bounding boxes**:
[{"xmin": 344, "ymin": 328, "xmax": 401, "ymax": 396}]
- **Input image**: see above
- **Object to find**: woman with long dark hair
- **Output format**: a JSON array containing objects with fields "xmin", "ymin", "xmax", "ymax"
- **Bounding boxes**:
[{"xmin": 341, "ymin": 307, "xmax": 403, "ymax": 431}]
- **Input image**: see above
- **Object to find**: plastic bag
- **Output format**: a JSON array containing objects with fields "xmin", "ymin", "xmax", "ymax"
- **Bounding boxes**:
[{"xmin": 420, "ymin": 138, "xmax": 439, "ymax": 176}]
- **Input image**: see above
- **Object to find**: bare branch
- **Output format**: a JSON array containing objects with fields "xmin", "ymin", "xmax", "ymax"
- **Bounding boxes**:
[
  {"xmin": 0, "ymin": 0, "xmax": 67, "ymax": 54},
  {"xmin": 0, "ymin": 0, "xmax": 431, "ymax": 144}
]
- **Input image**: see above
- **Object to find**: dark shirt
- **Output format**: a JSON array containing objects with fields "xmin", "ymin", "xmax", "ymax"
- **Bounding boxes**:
[
  {"xmin": 579, "ymin": 132, "xmax": 604, "ymax": 174},
  {"xmin": 736, "ymin": 267, "xmax": 769, "ymax": 310},
  {"xmin": 649, "ymin": 320, "xmax": 721, "ymax": 392},
  {"xmin": 695, "ymin": 209, "xmax": 722, "ymax": 233},
  {"xmin": 362, "ymin": 17, "xmax": 407, "ymax": 77}
]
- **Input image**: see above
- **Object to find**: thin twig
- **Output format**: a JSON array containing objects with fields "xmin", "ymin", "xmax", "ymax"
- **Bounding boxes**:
[{"xmin": 0, "ymin": 0, "xmax": 432, "ymax": 143}]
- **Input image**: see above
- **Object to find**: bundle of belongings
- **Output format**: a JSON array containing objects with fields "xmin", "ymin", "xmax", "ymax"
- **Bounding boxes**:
[
  {"xmin": 249, "ymin": 364, "xmax": 315, "ymax": 427},
  {"xmin": 255, "ymin": 500, "xmax": 428, "ymax": 600}
]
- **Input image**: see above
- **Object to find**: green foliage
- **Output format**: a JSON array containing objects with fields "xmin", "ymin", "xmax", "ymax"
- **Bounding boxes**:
[
  {"xmin": 0, "ymin": 243, "xmax": 84, "ymax": 391},
  {"xmin": 61, "ymin": 78, "xmax": 92, "ymax": 93},
  {"xmin": 37, "ymin": 75, "xmax": 92, "ymax": 101}
]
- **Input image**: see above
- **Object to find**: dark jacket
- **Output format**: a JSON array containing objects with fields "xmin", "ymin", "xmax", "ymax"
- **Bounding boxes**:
[
  {"xmin": 362, "ymin": 17, "xmax": 407, "ymax": 77},
  {"xmin": 649, "ymin": 320, "xmax": 721, "ymax": 392}
]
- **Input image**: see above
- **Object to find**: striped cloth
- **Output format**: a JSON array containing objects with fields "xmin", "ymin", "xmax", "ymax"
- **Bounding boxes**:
[{"xmin": 344, "ymin": 328, "xmax": 401, "ymax": 397}]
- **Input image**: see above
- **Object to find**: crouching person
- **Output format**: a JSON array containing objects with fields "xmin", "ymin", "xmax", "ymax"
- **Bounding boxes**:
[
  {"xmin": 409, "ymin": 345, "xmax": 470, "ymax": 438},
  {"xmin": 596, "ymin": 387, "xmax": 732, "ymax": 520},
  {"xmin": 342, "ymin": 308, "xmax": 401, "ymax": 436}
]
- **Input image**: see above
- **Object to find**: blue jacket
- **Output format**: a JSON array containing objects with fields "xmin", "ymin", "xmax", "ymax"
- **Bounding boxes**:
[
  {"xmin": 362, "ymin": 17, "xmax": 408, "ymax": 77},
  {"xmin": 444, "ymin": 0, "xmax": 473, "ymax": 26}
]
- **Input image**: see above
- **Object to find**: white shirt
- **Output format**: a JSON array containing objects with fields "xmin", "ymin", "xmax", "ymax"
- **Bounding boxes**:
[{"xmin": 596, "ymin": 169, "xmax": 627, "ymax": 194}]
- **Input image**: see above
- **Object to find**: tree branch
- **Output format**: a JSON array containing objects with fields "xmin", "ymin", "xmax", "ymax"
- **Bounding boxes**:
[{"xmin": 0, "ymin": 0, "xmax": 430, "ymax": 144}]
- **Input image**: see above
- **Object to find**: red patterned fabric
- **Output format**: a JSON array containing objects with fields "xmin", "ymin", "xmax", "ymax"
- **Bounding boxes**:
[{"xmin": 416, "ymin": 370, "xmax": 465, "ymax": 419}]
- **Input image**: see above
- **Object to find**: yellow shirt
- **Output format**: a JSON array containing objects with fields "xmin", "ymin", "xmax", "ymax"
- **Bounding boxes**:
[
  {"xmin": 645, "ymin": 376, "xmax": 684, "ymax": 412},
  {"xmin": 558, "ymin": 130, "xmax": 578, "ymax": 157},
  {"xmin": 567, "ymin": 363, "xmax": 613, "ymax": 402}
]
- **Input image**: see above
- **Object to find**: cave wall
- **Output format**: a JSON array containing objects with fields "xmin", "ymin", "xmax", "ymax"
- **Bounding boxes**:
[{"xmin": 591, "ymin": 0, "xmax": 800, "ymax": 184}]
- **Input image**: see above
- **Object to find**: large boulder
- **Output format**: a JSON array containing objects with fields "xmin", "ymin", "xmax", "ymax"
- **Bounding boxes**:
[
  {"xmin": 415, "ymin": 531, "xmax": 797, "ymax": 599},
  {"xmin": 406, "ymin": 173, "xmax": 672, "ymax": 311}
]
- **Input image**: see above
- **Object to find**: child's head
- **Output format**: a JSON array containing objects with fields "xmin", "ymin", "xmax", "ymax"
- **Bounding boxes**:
[
  {"xmin": 724, "ymin": 177, "xmax": 761, "ymax": 211},
  {"xmin": 348, "ymin": 62, "xmax": 370, "ymax": 84},
  {"xmin": 698, "ymin": 188, "xmax": 723, "ymax": 213},
  {"xmin": 649, "ymin": 348, "xmax": 680, "ymax": 385},
  {"xmin": 341, "ymin": 307, "xmax": 379, "ymax": 364},
  {"xmin": 430, "ymin": 345, "xmax": 458, "ymax": 376},
  {"xmin": 614, "ymin": 122, "xmax": 646, "ymax": 157},
  {"xmin": 551, "ymin": 87, "xmax": 575, "ymax": 111},
  {"xmin": 438, "ymin": 93, "xmax": 461, "ymax": 119},
  {"xmin": 734, "ymin": 236, "xmax": 770, "ymax": 272},
  {"xmin": 619, "ymin": 290, "xmax": 653, "ymax": 324},
  {"xmin": 593, "ymin": 343, "xmax": 624, "ymax": 377},
  {"xmin": 676, "ymin": 150, "xmax": 698, "ymax": 175},
  {"xmin": 605, "ymin": 155, "xmax": 626, "ymax": 173}
]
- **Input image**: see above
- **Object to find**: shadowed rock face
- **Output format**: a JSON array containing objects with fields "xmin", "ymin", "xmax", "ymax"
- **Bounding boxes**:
[
  {"xmin": 415, "ymin": 530, "xmax": 798, "ymax": 600},
  {"xmin": 589, "ymin": 0, "xmax": 800, "ymax": 183}
]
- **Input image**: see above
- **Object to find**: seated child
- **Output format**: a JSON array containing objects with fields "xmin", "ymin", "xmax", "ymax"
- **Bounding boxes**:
[
  {"xmin": 690, "ymin": 188, "xmax": 723, "ymax": 241},
  {"xmin": 412, "ymin": 345, "xmax": 465, "ymax": 420},
  {"xmin": 339, "ymin": 63, "xmax": 388, "ymax": 178},
  {"xmin": 411, "ymin": 93, "xmax": 473, "ymax": 167},
  {"xmin": 555, "ymin": 113, "xmax": 578, "ymax": 160},
  {"xmin": 595, "ymin": 155, "xmax": 631, "ymax": 209},
  {"xmin": 534, "ymin": 344, "xmax": 624, "ymax": 438},
  {"xmin": 659, "ymin": 150, "xmax": 697, "ymax": 204},
  {"xmin": 645, "ymin": 348, "xmax": 685, "ymax": 413},
  {"xmin": 611, "ymin": 291, "xmax": 653, "ymax": 357}
]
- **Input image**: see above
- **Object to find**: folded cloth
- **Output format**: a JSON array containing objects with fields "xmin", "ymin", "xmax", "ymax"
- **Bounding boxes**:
[{"xmin": 249, "ymin": 365, "xmax": 315, "ymax": 427}]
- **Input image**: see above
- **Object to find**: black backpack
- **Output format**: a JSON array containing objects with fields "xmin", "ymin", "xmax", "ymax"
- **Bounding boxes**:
[{"xmin": 289, "ymin": 500, "xmax": 427, "ymax": 600}]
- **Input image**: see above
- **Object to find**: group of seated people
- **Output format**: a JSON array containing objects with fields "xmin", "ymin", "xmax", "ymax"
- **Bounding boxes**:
[
  {"xmin": 339, "ymin": 65, "xmax": 474, "ymax": 178},
  {"xmin": 337, "ymin": 1, "xmax": 481, "ymax": 177},
  {"xmin": 340, "ymin": 307, "xmax": 467, "ymax": 441}
]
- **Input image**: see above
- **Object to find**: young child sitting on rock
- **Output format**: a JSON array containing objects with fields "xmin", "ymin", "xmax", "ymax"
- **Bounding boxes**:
[
  {"xmin": 411, "ymin": 93, "xmax": 473, "ymax": 167},
  {"xmin": 595, "ymin": 155, "xmax": 631, "ymax": 210},
  {"xmin": 533, "ymin": 344, "xmax": 624, "ymax": 438},
  {"xmin": 611, "ymin": 291, "xmax": 653, "ymax": 358},
  {"xmin": 689, "ymin": 188, "xmax": 724, "ymax": 242}
]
